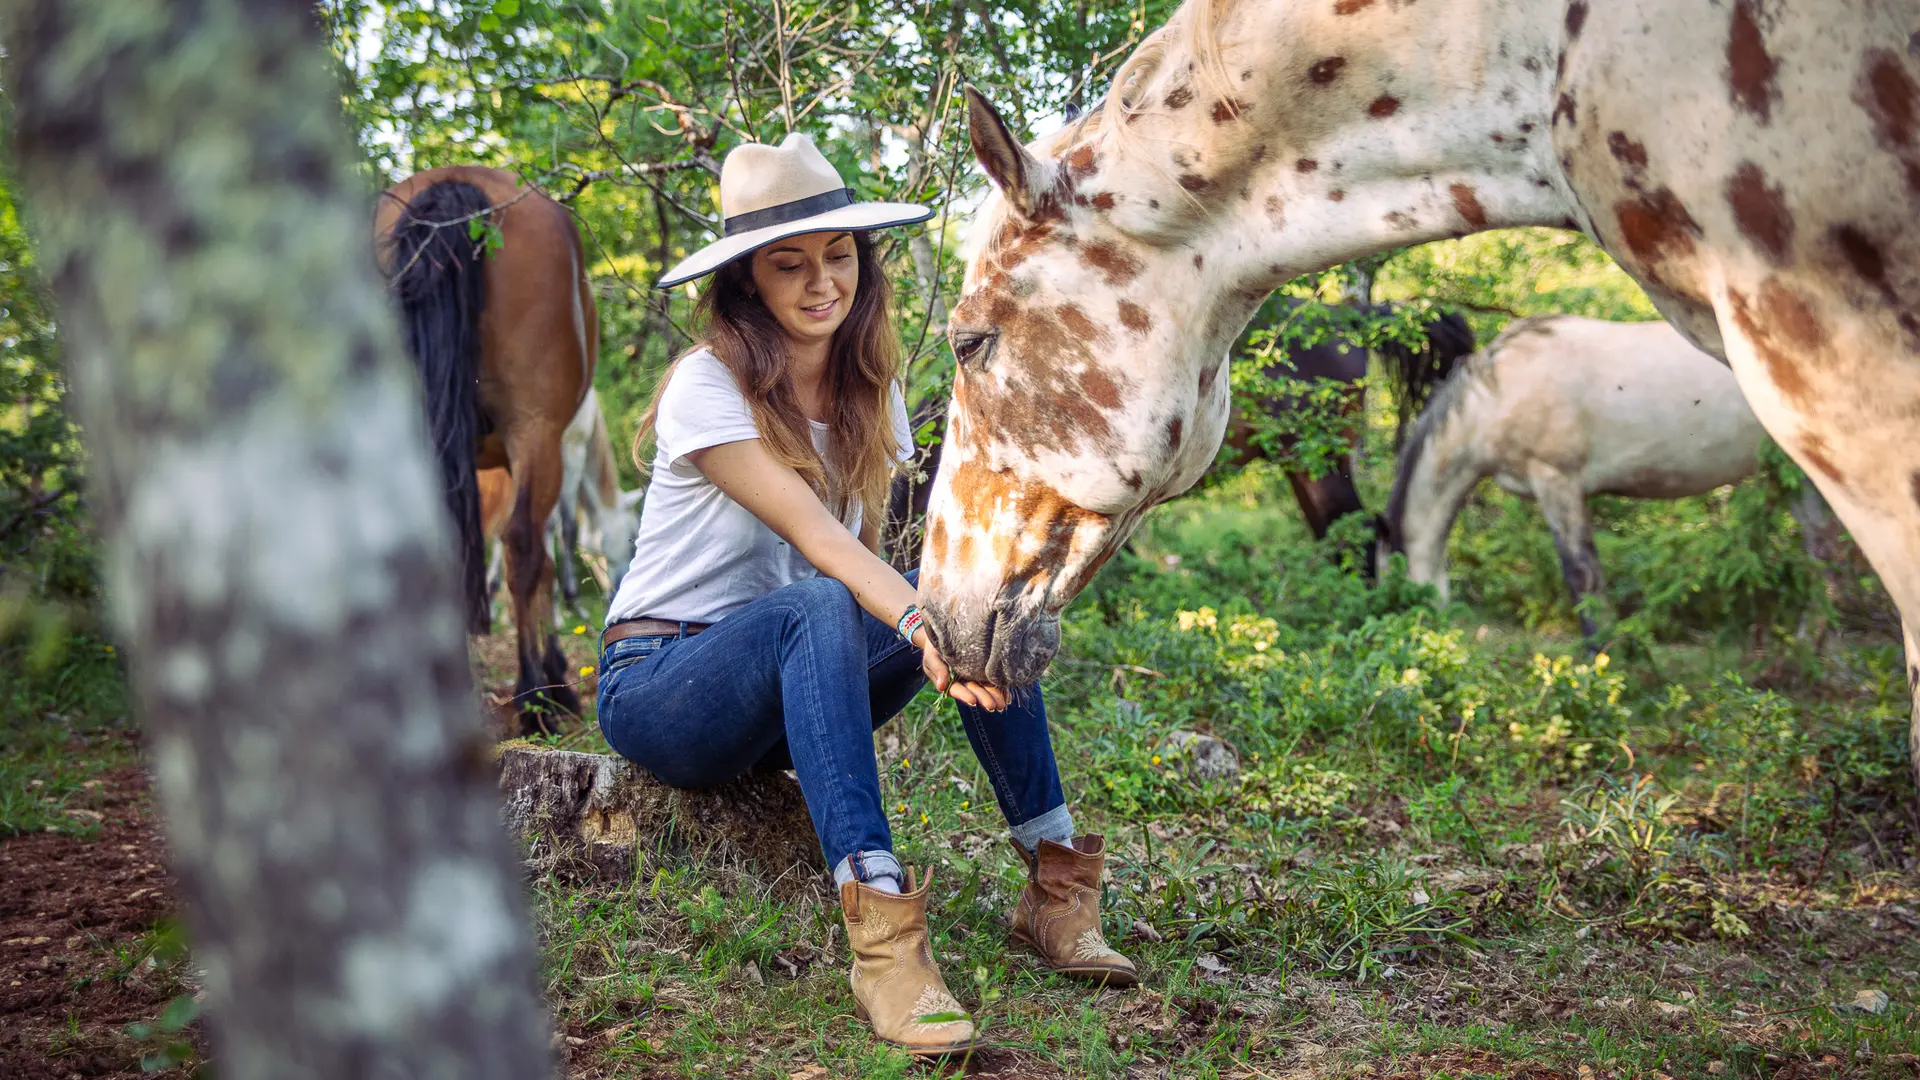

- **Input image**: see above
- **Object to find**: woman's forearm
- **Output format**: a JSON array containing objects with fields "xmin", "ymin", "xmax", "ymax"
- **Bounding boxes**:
[{"xmin": 793, "ymin": 518, "xmax": 918, "ymax": 629}]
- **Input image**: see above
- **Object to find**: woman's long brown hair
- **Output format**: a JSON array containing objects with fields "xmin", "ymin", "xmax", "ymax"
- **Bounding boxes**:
[{"xmin": 632, "ymin": 231, "xmax": 902, "ymax": 527}]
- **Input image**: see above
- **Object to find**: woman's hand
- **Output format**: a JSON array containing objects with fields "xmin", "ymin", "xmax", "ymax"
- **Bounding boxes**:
[{"xmin": 914, "ymin": 627, "xmax": 1009, "ymax": 712}]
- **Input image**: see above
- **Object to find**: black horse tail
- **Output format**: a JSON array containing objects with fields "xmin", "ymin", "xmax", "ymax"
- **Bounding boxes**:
[
  {"xmin": 386, "ymin": 180, "xmax": 491, "ymax": 633},
  {"xmin": 1380, "ymin": 307, "xmax": 1477, "ymax": 450}
]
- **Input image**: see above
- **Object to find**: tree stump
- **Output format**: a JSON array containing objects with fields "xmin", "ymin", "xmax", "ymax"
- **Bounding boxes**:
[{"xmin": 495, "ymin": 745, "xmax": 825, "ymax": 891}]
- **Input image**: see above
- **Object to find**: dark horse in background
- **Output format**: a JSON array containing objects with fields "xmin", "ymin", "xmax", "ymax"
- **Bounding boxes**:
[
  {"xmin": 375, "ymin": 166, "xmax": 597, "ymax": 735},
  {"xmin": 887, "ymin": 298, "xmax": 1473, "ymax": 571}
]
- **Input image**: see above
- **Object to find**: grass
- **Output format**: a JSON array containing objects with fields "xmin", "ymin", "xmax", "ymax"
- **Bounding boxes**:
[
  {"xmin": 8, "ymin": 406, "xmax": 1916, "ymax": 1077},
  {"xmin": 478, "ymin": 456, "xmax": 1920, "ymax": 1079},
  {"xmin": 0, "ymin": 617, "xmax": 135, "ymax": 839}
]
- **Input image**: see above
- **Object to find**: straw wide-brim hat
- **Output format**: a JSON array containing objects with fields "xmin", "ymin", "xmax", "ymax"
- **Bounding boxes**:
[{"xmin": 657, "ymin": 133, "xmax": 933, "ymax": 289}]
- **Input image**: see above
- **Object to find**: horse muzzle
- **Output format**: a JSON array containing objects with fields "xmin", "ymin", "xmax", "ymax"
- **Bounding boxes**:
[{"xmin": 922, "ymin": 598, "xmax": 1061, "ymax": 690}]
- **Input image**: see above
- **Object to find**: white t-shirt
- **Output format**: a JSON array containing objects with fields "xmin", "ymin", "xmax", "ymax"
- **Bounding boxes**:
[{"xmin": 604, "ymin": 348, "xmax": 913, "ymax": 626}]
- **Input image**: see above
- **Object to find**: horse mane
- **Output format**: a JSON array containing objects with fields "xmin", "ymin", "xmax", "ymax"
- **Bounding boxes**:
[{"xmin": 1379, "ymin": 308, "xmax": 1477, "ymax": 449}]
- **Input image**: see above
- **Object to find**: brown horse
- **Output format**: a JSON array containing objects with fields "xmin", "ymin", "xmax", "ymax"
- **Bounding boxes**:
[{"xmin": 375, "ymin": 166, "xmax": 596, "ymax": 734}]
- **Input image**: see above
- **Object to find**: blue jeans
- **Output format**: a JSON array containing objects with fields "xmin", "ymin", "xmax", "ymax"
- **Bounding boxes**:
[{"xmin": 595, "ymin": 571, "xmax": 1068, "ymax": 872}]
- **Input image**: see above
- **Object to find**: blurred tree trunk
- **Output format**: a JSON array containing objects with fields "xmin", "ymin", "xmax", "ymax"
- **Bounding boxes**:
[{"xmin": 0, "ymin": 2, "xmax": 553, "ymax": 1078}]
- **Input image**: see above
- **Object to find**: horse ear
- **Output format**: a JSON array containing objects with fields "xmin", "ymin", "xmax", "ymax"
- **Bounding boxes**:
[{"xmin": 965, "ymin": 86, "xmax": 1050, "ymax": 218}]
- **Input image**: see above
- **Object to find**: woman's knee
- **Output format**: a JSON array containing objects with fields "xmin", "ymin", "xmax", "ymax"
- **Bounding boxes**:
[{"xmin": 775, "ymin": 575, "xmax": 860, "ymax": 629}]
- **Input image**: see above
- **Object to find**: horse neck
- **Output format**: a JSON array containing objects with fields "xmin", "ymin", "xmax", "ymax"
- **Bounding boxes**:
[
  {"xmin": 1100, "ymin": 0, "xmax": 1573, "ymax": 294},
  {"xmin": 583, "ymin": 402, "xmax": 620, "ymax": 511},
  {"xmin": 1388, "ymin": 377, "xmax": 1491, "ymax": 597}
]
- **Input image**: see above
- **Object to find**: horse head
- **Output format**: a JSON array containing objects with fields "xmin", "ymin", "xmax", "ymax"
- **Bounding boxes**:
[{"xmin": 915, "ymin": 89, "xmax": 1267, "ymax": 687}]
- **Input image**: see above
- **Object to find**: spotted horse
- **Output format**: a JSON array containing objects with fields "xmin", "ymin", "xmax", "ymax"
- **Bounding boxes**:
[{"xmin": 916, "ymin": 0, "xmax": 1920, "ymax": 791}]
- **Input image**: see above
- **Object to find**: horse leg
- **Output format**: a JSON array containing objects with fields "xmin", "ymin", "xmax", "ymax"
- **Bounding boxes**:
[
  {"xmin": 1528, "ymin": 464, "xmax": 1605, "ymax": 648},
  {"xmin": 554, "ymin": 504, "xmax": 580, "ymax": 621},
  {"xmin": 485, "ymin": 540, "xmax": 505, "ymax": 629},
  {"xmin": 503, "ymin": 432, "xmax": 579, "ymax": 734}
]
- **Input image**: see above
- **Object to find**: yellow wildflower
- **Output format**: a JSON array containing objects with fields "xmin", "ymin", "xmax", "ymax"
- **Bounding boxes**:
[
  {"xmin": 920, "ymin": 813, "xmax": 929, "ymax": 825},
  {"xmin": 961, "ymin": 801, "xmax": 970, "ymax": 811},
  {"xmin": 572, "ymin": 624, "xmax": 587, "ymax": 635},
  {"xmin": 1151, "ymin": 755, "xmax": 1162, "ymax": 765},
  {"xmin": 579, "ymin": 666, "xmax": 594, "ymax": 677}
]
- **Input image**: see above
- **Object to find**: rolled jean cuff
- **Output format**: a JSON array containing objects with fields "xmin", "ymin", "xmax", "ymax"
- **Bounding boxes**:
[
  {"xmin": 833, "ymin": 849, "xmax": 904, "ymax": 890},
  {"xmin": 1009, "ymin": 803, "xmax": 1075, "ymax": 853}
]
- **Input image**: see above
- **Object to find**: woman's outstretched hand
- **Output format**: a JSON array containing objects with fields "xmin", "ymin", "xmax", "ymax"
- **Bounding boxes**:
[{"xmin": 914, "ymin": 627, "xmax": 1009, "ymax": 712}]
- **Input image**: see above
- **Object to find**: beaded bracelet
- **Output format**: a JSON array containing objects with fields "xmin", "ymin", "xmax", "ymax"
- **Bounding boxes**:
[{"xmin": 896, "ymin": 603, "xmax": 925, "ymax": 643}]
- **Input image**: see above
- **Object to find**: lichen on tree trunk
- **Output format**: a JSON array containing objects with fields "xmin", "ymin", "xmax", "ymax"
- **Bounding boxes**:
[{"xmin": 0, "ymin": 1, "xmax": 553, "ymax": 1076}]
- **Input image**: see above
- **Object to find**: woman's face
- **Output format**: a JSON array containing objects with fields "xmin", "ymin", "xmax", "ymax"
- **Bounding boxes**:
[{"xmin": 748, "ymin": 230, "xmax": 859, "ymax": 350}]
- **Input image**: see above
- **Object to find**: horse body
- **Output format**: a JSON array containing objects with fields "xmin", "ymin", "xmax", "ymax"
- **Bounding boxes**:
[
  {"xmin": 1385, "ymin": 315, "xmax": 1783, "ymax": 637},
  {"xmin": 375, "ymin": 165, "xmax": 597, "ymax": 732},
  {"xmin": 924, "ymin": 0, "xmax": 1920, "ymax": 784},
  {"xmin": 480, "ymin": 387, "xmax": 641, "ymax": 627}
]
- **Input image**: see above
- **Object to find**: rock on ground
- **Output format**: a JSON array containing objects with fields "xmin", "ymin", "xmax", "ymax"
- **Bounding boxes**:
[{"xmin": 1156, "ymin": 731, "xmax": 1242, "ymax": 783}]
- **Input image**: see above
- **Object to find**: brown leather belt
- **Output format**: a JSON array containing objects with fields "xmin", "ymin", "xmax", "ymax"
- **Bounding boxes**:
[{"xmin": 601, "ymin": 617, "xmax": 710, "ymax": 650}]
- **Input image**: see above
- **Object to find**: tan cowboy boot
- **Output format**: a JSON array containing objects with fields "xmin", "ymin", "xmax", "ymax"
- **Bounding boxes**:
[
  {"xmin": 841, "ymin": 868, "xmax": 979, "ymax": 1056},
  {"xmin": 1010, "ymin": 834, "xmax": 1139, "ymax": 987}
]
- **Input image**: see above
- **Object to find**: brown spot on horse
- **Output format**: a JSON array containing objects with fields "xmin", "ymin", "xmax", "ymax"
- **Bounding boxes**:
[
  {"xmin": 1329, "ymin": 189, "xmax": 1347, "ymax": 202},
  {"xmin": 1565, "ymin": 1, "xmax": 1587, "ymax": 37},
  {"xmin": 1118, "ymin": 301, "xmax": 1152, "ymax": 335},
  {"xmin": 1165, "ymin": 416, "xmax": 1185, "ymax": 452},
  {"xmin": 1090, "ymin": 192, "xmax": 1117, "ymax": 211},
  {"xmin": 1335, "ymin": 0, "xmax": 1376, "ymax": 13},
  {"xmin": 1727, "ymin": 278, "xmax": 1824, "ymax": 406},
  {"xmin": 1080, "ymin": 241, "xmax": 1143, "ymax": 286},
  {"xmin": 1727, "ymin": 0, "xmax": 1779, "ymax": 122},
  {"xmin": 927, "ymin": 515, "xmax": 949, "ymax": 565},
  {"xmin": 1080, "ymin": 367, "xmax": 1124, "ymax": 410},
  {"xmin": 1450, "ymin": 183, "xmax": 1488, "ymax": 228},
  {"xmin": 1613, "ymin": 187, "xmax": 1701, "ymax": 277},
  {"xmin": 1211, "ymin": 98, "xmax": 1249, "ymax": 123},
  {"xmin": 1309, "ymin": 57, "xmax": 1348, "ymax": 85},
  {"xmin": 1368, "ymin": 95, "xmax": 1401, "ymax": 118},
  {"xmin": 1057, "ymin": 302, "xmax": 1106, "ymax": 344},
  {"xmin": 1726, "ymin": 162, "xmax": 1795, "ymax": 262},
  {"xmin": 1856, "ymin": 50, "xmax": 1920, "ymax": 194},
  {"xmin": 1607, "ymin": 131, "xmax": 1648, "ymax": 170},
  {"xmin": 1264, "ymin": 195, "xmax": 1286, "ymax": 227},
  {"xmin": 1166, "ymin": 86, "xmax": 1195, "ymax": 110},
  {"xmin": 1296, "ymin": 158, "xmax": 1319, "ymax": 173},
  {"xmin": 1554, "ymin": 92, "xmax": 1578, "ymax": 126},
  {"xmin": 1798, "ymin": 434, "xmax": 1846, "ymax": 486},
  {"xmin": 1832, "ymin": 224, "xmax": 1897, "ymax": 302},
  {"xmin": 1179, "ymin": 173, "xmax": 1212, "ymax": 192}
]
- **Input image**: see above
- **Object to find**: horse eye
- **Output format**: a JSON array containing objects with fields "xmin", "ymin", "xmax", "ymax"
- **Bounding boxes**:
[{"xmin": 952, "ymin": 332, "xmax": 996, "ymax": 369}]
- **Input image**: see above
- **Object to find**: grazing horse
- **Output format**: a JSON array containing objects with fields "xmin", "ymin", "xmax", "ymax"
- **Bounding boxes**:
[
  {"xmin": 1382, "ymin": 314, "xmax": 1835, "ymax": 641},
  {"xmin": 375, "ymin": 166, "xmax": 596, "ymax": 733},
  {"xmin": 917, "ymin": 0, "xmax": 1920, "ymax": 788},
  {"xmin": 481, "ymin": 387, "xmax": 641, "ymax": 624}
]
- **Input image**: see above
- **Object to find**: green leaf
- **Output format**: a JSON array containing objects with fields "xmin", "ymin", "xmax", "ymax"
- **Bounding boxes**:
[
  {"xmin": 158, "ymin": 993, "xmax": 199, "ymax": 1032},
  {"xmin": 493, "ymin": 0, "xmax": 520, "ymax": 17},
  {"xmin": 478, "ymin": 12, "xmax": 502, "ymax": 32}
]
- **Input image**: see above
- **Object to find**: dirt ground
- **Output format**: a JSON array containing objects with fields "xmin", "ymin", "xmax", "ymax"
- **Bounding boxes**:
[{"xmin": 0, "ymin": 761, "xmax": 195, "ymax": 1079}]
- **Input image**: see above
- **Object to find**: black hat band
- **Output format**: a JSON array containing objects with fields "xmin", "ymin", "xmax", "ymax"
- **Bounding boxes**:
[{"xmin": 723, "ymin": 187, "xmax": 856, "ymax": 236}]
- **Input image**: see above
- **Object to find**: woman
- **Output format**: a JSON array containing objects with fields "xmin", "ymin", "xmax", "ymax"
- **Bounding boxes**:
[{"xmin": 597, "ymin": 133, "xmax": 1136, "ymax": 1056}]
